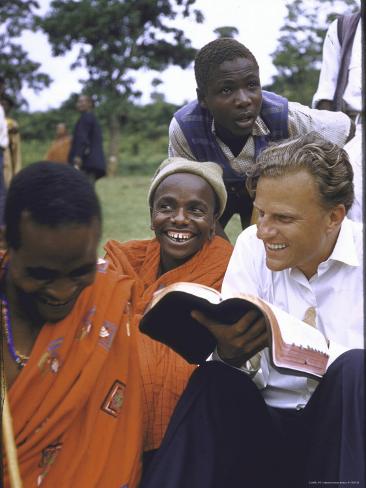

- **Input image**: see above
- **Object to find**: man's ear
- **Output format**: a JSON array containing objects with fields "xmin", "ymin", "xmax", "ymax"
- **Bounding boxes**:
[
  {"xmin": 149, "ymin": 207, "xmax": 155, "ymax": 231},
  {"xmin": 327, "ymin": 204, "xmax": 346, "ymax": 232},
  {"xmin": 196, "ymin": 88, "xmax": 207, "ymax": 109},
  {"xmin": 209, "ymin": 218, "xmax": 217, "ymax": 240}
]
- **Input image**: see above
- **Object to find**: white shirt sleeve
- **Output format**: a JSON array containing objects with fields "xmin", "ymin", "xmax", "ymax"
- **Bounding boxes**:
[
  {"xmin": 168, "ymin": 117, "xmax": 196, "ymax": 160},
  {"xmin": 288, "ymin": 101, "xmax": 351, "ymax": 147},
  {"xmin": 221, "ymin": 227, "xmax": 262, "ymax": 299},
  {"xmin": 221, "ymin": 227, "xmax": 270, "ymax": 388},
  {"xmin": 326, "ymin": 340, "xmax": 349, "ymax": 368},
  {"xmin": 312, "ymin": 19, "xmax": 341, "ymax": 108}
]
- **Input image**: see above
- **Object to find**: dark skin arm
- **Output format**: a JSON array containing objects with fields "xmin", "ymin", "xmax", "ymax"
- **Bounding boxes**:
[{"xmin": 191, "ymin": 309, "xmax": 269, "ymax": 368}]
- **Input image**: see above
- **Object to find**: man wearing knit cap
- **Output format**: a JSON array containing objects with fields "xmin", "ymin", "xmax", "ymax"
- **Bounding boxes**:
[
  {"xmin": 148, "ymin": 156, "xmax": 228, "ymax": 227},
  {"xmin": 104, "ymin": 156, "xmax": 233, "ymax": 468}
]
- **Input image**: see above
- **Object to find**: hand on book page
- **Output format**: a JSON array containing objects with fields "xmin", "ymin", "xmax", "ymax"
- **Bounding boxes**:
[
  {"xmin": 139, "ymin": 282, "xmax": 330, "ymax": 376},
  {"xmin": 191, "ymin": 309, "xmax": 269, "ymax": 368}
]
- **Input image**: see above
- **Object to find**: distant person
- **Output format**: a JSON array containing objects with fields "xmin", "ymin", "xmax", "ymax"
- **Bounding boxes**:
[
  {"xmin": 312, "ymin": 11, "xmax": 361, "ymax": 116},
  {"xmin": 0, "ymin": 93, "xmax": 22, "ymax": 187},
  {"xmin": 68, "ymin": 95, "xmax": 106, "ymax": 182},
  {"xmin": 45, "ymin": 122, "xmax": 72, "ymax": 163},
  {"xmin": 168, "ymin": 38, "xmax": 355, "ymax": 232},
  {"xmin": 0, "ymin": 79, "xmax": 8, "ymax": 238},
  {"xmin": 312, "ymin": 11, "xmax": 362, "ymax": 222}
]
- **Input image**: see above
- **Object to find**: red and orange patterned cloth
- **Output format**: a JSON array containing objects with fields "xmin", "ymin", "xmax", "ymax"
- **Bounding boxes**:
[
  {"xmin": 2, "ymin": 258, "xmax": 144, "ymax": 487},
  {"xmin": 105, "ymin": 235, "xmax": 233, "ymax": 451}
]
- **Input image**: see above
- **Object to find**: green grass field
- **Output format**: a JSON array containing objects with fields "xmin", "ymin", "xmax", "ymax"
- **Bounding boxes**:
[{"xmin": 96, "ymin": 175, "xmax": 243, "ymax": 255}]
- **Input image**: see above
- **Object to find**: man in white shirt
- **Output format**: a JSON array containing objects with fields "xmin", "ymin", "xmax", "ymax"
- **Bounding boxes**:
[
  {"xmin": 312, "ymin": 12, "xmax": 361, "ymax": 117},
  {"xmin": 142, "ymin": 133, "xmax": 364, "ymax": 488},
  {"xmin": 312, "ymin": 11, "xmax": 362, "ymax": 222},
  {"xmin": 213, "ymin": 132, "xmax": 363, "ymax": 485}
]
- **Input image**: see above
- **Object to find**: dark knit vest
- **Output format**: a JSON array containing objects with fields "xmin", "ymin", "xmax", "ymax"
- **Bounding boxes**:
[
  {"xmin": 174, "ymin": 90, "xmax": 289, "ymax": 184},
  {"xmin": 334, "ymin": 12, "xmax": 361, "ymax": 111}
]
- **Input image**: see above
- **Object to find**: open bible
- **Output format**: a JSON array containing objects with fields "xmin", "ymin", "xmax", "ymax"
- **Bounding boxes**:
[{"xmin": 139, "ymin": 282, "xmax": 330, "ymax": 379}]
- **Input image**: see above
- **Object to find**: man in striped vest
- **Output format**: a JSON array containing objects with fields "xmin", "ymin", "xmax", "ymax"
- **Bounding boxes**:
[{"xmin": 169, "ymin": 38, "xmax": 355, "ymax": 232}]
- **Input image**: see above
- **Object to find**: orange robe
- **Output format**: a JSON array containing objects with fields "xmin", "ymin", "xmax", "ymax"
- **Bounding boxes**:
[
  {"xmin": 104, "ymin": 236, "xmax": 233, "ymax": 451},
  {"xmin": 45, "ymin": 135, "xmax": 72, "ymax": 164},
  {"xmin": 3, "ymin": 261, "xmax": 144, "ymax": 487},
  {"xmin": 3, "ymin": 117, "xmax": 22, "ymax": 187}
]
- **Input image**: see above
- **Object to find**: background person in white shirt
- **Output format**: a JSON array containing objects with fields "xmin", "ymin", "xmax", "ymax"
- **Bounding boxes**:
[
  {"xmin": 312, "ymin": 11, "xmax": 361, "ymax": 117},
  {"xmin": 312, "ymin": 11, "xmax": 362, "ymax": 222},
  {"xmin": 142, "ymin": 133, "xmax": 364, "ymax": 488}
]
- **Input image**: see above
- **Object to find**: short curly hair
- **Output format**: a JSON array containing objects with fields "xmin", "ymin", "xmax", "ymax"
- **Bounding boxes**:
[
  {"xmin": 246, "ymin": 132, "xmax": 354, "ymax": 212},
  {"xmin": 195, "ymin": 38, "xmax": 259, "ymax": 93},
  {"xmin": 5, "ymin": 161, "xmax": 102, "ymax": 249}
]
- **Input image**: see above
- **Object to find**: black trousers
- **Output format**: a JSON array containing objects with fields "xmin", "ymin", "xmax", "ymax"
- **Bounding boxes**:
[
  {"xmin": 219, "ymin": 182, "xmax": 253, "ymax": 230},
  {"xmin": 141, "ymin": 350, "xmax": 365, "ymax": 488}
]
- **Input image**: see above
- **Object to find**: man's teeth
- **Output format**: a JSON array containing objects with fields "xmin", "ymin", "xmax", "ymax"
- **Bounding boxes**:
[
  {"xmin": 167, "ymin": 231, "xmax": 192, "ymax": 242},
  {"xmin": 267, "ymin": 243, "xmax": 287, "ymax": 250},
  {"xmin": 40, "ymin": 296, "xmax": 73, "ymax": 306}
]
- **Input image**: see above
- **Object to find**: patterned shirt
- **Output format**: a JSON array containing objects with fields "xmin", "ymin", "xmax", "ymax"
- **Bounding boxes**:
[{"xmin": 168, "ymin": 101, "xmax": 352, "ymax": 176}]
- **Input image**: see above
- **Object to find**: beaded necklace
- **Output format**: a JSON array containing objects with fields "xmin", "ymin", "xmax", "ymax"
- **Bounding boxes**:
[
  {"xmin": 1, "ymin": 251, "xmax": 29, "ymax": 369},
  {"xmin": 1, "ymin": 294, "xmax": 29, "ymax": 369}
]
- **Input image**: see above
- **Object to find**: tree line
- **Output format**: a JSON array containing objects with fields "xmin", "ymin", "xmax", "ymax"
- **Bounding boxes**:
[{"xmin": 1, "ymin": 0, "xmax": 359, "ymax": 164}]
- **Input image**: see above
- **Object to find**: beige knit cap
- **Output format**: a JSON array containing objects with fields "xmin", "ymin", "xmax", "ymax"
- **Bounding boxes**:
[{"xmin": 148, "ymin": 157, "xmax": 227, "ymax": 218}]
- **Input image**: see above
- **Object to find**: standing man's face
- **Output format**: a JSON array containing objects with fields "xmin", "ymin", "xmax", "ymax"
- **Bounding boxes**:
[
  {"xmin": 76, "ymin": 96, "xmax": 92, "ymax": 112},
  {"xmin": 56, "ymin": 123, "xmax": 68, "ymax": 138},
  {"xmin": 198, "ymin": 57, "xmax": 262, "ymax": 138},
  {"xmin": 8, "ymin": 214, "xmax": 101, "ymax": 324},
  {"xmin": 254, "ymin": 170, "xmax": 344, "ymax": 279}
]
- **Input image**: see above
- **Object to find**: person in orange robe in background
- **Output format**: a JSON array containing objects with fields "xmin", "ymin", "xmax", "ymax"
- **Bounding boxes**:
[
  {"xmin": 0, "ymin": 94, "xmax": 22, "ymax": 187},
  {"xmin": 44, "ymin": 123, "xmax": 72, "ymax": 163},
  {"xmin": 104, "ymin": 157, "xmax": 233, "ymax": 465},
  {"xmin": 1, "ymin": 162, "xmax": 143, "ymax": 487}
]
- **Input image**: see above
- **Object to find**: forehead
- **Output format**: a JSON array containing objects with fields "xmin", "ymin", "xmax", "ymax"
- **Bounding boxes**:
[
  {"xmin": 154, "ymin": 173, "xmax": 215, "ymax": 202},
  {"xmin": 15, "ymin": 214, "xmax": 100, "ymax": 268},
  {"xmin": 78, "ymin": 96, "xmax": 90, "ymax": 104},
  {"xmin": 255, "ymin": 170, "xmax": 321, "ymax": 211},
  {"xmin": 209, "ymin": 57, "xmax": 258, "ymax": 82}
]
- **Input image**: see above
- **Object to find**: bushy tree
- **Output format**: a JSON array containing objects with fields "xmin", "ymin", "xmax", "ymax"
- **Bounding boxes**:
[
  {"xmin": 213, "ymin": 26, "xmax": 239, "ymax": 38},
  {"xmin": 263, "ymin": 0, "xmax": 359, "ymax": 106},
  {"xmin": 0, "ymin": 1, "xmax": 51, "ymax": 105},
  {"xmin": 40, "ymin": 0, "xmax": 203, "ymax": 170}
]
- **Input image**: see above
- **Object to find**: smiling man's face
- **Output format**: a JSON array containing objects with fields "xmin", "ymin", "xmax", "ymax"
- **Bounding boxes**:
[
  {"xmin": 8, "ymin": 213, "xmax": 100, "ymax": 324},
  {"xmin": 151, "ymin": 173, "xmax": 217, "ymax": 273},
  {"xmin": 254, "ymin": 170, "xmax": 343, "ymax": 279}
]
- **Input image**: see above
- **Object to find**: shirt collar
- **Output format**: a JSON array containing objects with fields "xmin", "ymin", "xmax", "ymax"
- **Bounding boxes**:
[
  {"xmin": 326, "ymin": 217, "xmax": 360, "ymax": 267},
  {"xmin": 211, "ymin": 115, "xmax": 270, "ymax": 137},
  {"xmin": 289, "ymin": 218, "xmax": 360, "ymax": 281}
]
